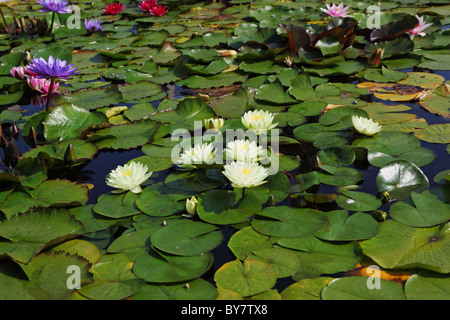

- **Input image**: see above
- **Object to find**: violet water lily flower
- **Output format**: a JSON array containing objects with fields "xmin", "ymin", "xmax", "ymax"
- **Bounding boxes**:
[
  {"xmin": 37, "ymin": 0, "xmax": 71, "ymax": 14},
  {"xmin": 27, "ymin": 55, "xmax": 79, "ymax": 80},
  {"xmin": 321, "ymin": 3, "xmax": 352, "ymax": 18},
  {"xmin": 84, "ymin": 18, "xmax": 103, "ymax": 33}
]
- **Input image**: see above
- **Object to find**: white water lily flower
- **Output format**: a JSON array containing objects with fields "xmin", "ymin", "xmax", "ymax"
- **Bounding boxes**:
[
  {"xmin": 222, "ymin": 161, "xmax": 270, "ymax": 189},
  {"xmin": 351, "ymin": 115, "xmax": 382, "ymax": 136},
  {"xmin": 225, "ymin": 139, "xmax": 266, "ymax": 163},
  {"xmin": 177, "ymin": 142, "xmax": 216, "ymax": 168},
  {"xmin": 185, "ymin": 196, "xmax": 198, "ymax": 216},
  {"xmin": 106, "ymin": 161, "xmax": 152, "ymax": 194},
  {"xmin": 204, "ymin": 118, "xmax": 225, "ymax": 131},
  {"xmin": 241, "ymin": 110, "xmax": 278, "ymax": 135}
]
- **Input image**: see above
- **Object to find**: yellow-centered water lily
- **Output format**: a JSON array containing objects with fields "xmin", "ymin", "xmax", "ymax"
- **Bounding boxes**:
[
  {"xmin": 106, "ymin": 161, "xmax": 152, "ymax": 194},
  {"xmin": 224, "ymin": 139, "xmax": 266, "ymax": 163},
  {"xmin": 204, "ymin": 118, "xmax": 225, "ymax": 131},
  {"xmin": 241, "ymin": 109, "xmax": 278, "ymax": 135},
  {"xmin": 185, "ymin": 196, "xmax": 198, "ymax": 216},
  {"xmin": 222, "ymin": 161, "xmax": 269, "ymax": 189},
  {"xmin": 351, "ymin": 115, "xmax": 382, "ymax": 136},
  {"xmin": 177, "ymin": 142, "xmax": 216, "ymax": 169}
]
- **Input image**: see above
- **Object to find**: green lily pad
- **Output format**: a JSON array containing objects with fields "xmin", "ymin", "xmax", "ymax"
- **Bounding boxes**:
[
  {"xmin": 313, "ymin": 210, "xmax": 380, "ymax": 241},
  {"xmin": 352, "ymin": 132, "xmax": 421, "ymax": 156},
  {"xmin": 367, "ymin": 147, "xmax": 436, "ymax": 168},
  {"xmin": 20, "ymin": 252, "xmax": 92, "ymax": 300},
  {"xmin": 414, "ymin": 123, "xmax": 450, "ymax": 143},
  {"xmin": 276, "ymin": 235, "xmax": 362, "ymax": 278},
  {"xmin": 251, "ymin": 206, "xmax": 328, "ymax": 238},
  {"xmin": 150, "ymin": 220, "xmax": 223, "ymax": 256},
  {"xmin": 132, "ymin": 248, "xmax": 213, "ymax": 283},
  {"xmin": 0, "ymin": 180, "xmax": 89, "ymax": 219},
  {"xmin": 360, "ymin": 220, "xmax": 450, "ymax": 273},
  {"xmin": 89, "ymin": 119, "xmax": 160, "ymax": 150},
  {"xmin": 55, "ymin": 85, "xmax": 122, "ymax": 110},
  {"xmin": 43, "ymin": 103, "xmax": 107, "ymax": 142},
  {"xmin": 321, "ymin": 276, "xmax": 406, "ymax": 300},
  {"xmin": 376, "ymin": 160, "xmax": 429, "ymax": 200},
  {"xmin": 404, "ymin": 273, "xmax": 450, "ymax": 300},
  {"xmin": 280, "ymin": 277, "xmax": 334, "ymax": 300},
  {"xmin": 197, "ymin": 189, "xmax": 261, "ymax": 225},
  {"xmin": 93, "ymin": 191, "xmax": 142, "ymax": 219},
  {"xmin": 0, "ymin": 208, "xmax": 85, "ymax": 263},
  {"xmin": 227, "ymin": 226, "xmax": 273, "ymax": 261},
  {"xmin": 336, "ymin": 191, "xmax": 382, "ymax": 212},
  {"xmin": 214, "ymin": 259, "xmax": 277, "ymax": 297},
  {"xmin": 135, "ymin": 187, "xmax": 188, "ymax": 217},
  {"xmin": 246, "ymin": 247, "xmax": 302, "ymax": 278},
  {"xmin": 389, "ymin": 190, "xmax": 450, "ymax": 227},
  {"xmin": 130, "ymin": 278, "xmax": 218, "ymax": 300}
]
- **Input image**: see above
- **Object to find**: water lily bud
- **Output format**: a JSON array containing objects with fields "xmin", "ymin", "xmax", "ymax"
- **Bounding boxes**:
[
  {"xmin": 28, "ymin": 126, "xmax": 37, "ymax": 148},
  {"xmin": 26, "ymin": 51, "xmax": 32, "ymax": 62},
  {"xmin": 63, "ymin": 143, "xmax": 77, "ymax": 164},
  {"xmin": 368, "ymin": 48, "xmax": 384, "ymax": 67},
  {"xmin": 204, "ymin": 118, "xmax": 224, "ymax": 131},
  {"xmin": 266, "ymin": 195, "xmax": 276, "ymax": 206},
  {"xmin": 186, "ymin": 196, "xmax": 198, "ymax": 216},
  {"xmin": 371, "ymin": 210, "xmax": 387, "ymax": 222}
]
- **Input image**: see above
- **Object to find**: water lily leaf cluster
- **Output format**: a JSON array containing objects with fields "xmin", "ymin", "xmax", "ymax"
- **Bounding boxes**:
[{"xmin": 0, "ymin": 0, "xmax": 448, "ymax": 300}]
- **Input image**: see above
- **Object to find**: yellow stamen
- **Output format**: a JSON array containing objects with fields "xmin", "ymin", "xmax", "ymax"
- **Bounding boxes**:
[{"xmin": 242, "ymin": 167, "xmax": 250, "ymax": 175}]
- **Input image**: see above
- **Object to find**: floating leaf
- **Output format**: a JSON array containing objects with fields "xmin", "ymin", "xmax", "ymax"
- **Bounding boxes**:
[
  {"xmin": 389, "ymin": 190, "xmax": 450, "ymax": 227},
  {"xmin": 360, "ymin": 220, "xmax": 450, "ymax": 273},
  {"xmin": 214, "ymin": 259, "xmax": 277, "ymax": 297},
  {"xmin": 376, "ymin": 160, "xmax": 429, "ymax": 200},
  {"xmin": 313, "ymin": 210, "xmax": 380, "ymax": 241},
  {"xmin": 321, "ymin": 276, "xmax": 406, "ymax": 300},
  {"xmin": 150, "ymin": 220, "xmax": 224, "ymax": 256},
  {"xmin": 251, "ymin": 206, "xmax": 328, "ymax": 238},
  {"xmin": 132, "ymin": 248, "xmax": 213, "ymax": 283}
]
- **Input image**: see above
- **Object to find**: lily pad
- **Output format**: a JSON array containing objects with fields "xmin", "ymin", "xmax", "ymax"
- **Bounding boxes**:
[
  {"xmin": 321, "ymin": 276, "xmax": 406, "ymax": 300},
  {"xmin": 251, "ymin": 206, "xmax": 328, "ymax": 238},
  {"xmin": 214, "ymin": 259, "xmax": 277, "ymax": 297},
  {"xmin": 376, "ymin": 160, "xmax": 429, "ymax": 200},
  {"xmin": 360, "ymin": 220, "xmax": 450, "ymax": 273},
  {"xmin": 313, "ymin": 210, "xmax": 380, "ymax": 241},
  {"xmin": 132, "ymin": 248, "xmax": 214, "ymax": 283},
  {"xmin": 389, "ymin": 190, "xmax": 450, "ymax": 227},
  {"xmin": 150, "ymin": 220, "xmax": 224, "ymax": 256}
]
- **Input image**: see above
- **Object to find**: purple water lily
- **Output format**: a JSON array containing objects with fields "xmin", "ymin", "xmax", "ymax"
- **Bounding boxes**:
[
  {"xmin": 84, "ymin": 18, "xmax": 104, "ymax": 33},
  {"xmin": 27, "ymin": 55, "xmax": 79, "ymax": 80},
  {"xmin": 37, "ymin": 0, "xmax": 71, "ymax": 14},
  {"xmin": 27, "ymin": 55, "xmax": 79, "ymax": 111}
]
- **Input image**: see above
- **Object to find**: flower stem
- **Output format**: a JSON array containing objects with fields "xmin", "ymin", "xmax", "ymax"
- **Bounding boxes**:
[
  {"xmin": 242, "ymin": 187, "xmax": 246, "ymax": 198},
  {"xmin": 46, "ymin": 78, "xmax": 55, "ymax": 112},
  {"xmin": 0, "ymin": 7, "xmax": 8, "ymax": 30},
  {"xmin": 49, "ymin": 11, "xmax": 55, "ymax": 34}
]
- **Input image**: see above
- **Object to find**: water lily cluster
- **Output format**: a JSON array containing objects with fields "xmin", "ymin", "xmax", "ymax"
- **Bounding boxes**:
[
  {"xmin": 174, "ymin": 110, "xmax": 279, "ymax": 193},
  {"xmin": 18, "ymin": 59, "xmax": 75, "ymax": 111},
  {"xmin": 103, "ymin": 1, "xmax": 168, "ymax": 17}
]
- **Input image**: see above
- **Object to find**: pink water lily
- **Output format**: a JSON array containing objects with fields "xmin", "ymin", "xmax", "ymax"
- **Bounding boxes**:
[
  {"xmin": 321, "ymin": 3, "xmax": 351, "ymax": 18},
  {"xmin": 27, "ymin": 76, "xmax": 60, "ymax": 95},
  {"xmin": 409, "ymin": 15, "xmax": 432, "ymax": 39}
]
